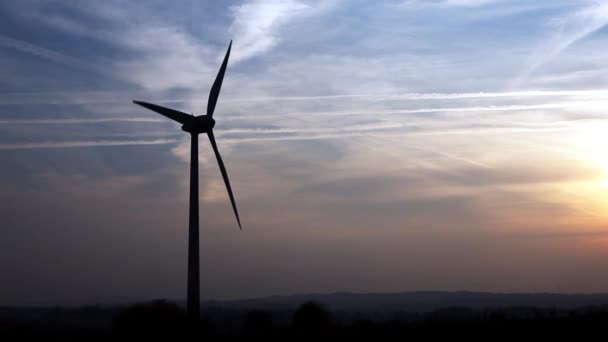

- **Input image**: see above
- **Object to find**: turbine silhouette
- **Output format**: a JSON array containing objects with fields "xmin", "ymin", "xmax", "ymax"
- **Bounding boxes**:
[{"xmin": 133, "ymin": 41, "xmax": 240, "ymax": 319}]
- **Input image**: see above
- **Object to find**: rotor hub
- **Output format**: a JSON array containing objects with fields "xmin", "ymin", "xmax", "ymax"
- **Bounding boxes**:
[{"xmin": 181, "ymin": 116, "xmax": 215, "ymax": 134}]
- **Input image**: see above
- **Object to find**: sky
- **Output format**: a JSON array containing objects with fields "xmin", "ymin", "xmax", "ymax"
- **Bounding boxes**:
[{"xmin": 2, "ymin": 0, "xmax": 608, "ymax": 306}]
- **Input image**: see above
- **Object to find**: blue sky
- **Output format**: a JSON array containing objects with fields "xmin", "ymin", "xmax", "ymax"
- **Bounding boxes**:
[{"xmin": 3, "ymin": 0, "xmax": 608, "ymax": 305}]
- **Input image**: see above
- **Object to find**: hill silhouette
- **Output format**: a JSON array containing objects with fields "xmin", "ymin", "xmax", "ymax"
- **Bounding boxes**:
[{"xmin": 203, "ymin": 291, "xmax": 608, "ymax": 312}]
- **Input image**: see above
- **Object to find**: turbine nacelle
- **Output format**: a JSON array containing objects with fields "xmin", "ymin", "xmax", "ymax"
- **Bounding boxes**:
[{"xmin": 181, "ymin": 115, "xmax": 216, "ymax": 134}]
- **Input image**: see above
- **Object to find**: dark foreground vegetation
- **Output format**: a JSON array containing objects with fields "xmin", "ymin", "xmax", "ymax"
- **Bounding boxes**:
[{"xmin": 2, "ymin": 299, "xmax": 608, "ymax": 339}]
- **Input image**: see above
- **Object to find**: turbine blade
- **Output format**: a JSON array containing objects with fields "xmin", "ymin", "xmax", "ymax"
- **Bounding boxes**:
[
  {"xmin": 133, "ymin": 101, "xmax": 193, "ymax": 124},
  {"xmin": 207, "ymin": 130, "xmax": 241, "ymax": 229},
  {"xmin": 207, "ymin": 40, "xmax": 232, "ymax": 117}
]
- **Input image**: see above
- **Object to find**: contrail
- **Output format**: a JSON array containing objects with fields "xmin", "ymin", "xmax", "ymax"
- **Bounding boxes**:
[
  {"xmin": 0, "ymin": 101, "xmax": 599, "ymax": 125},
  {"xmin": 0, "ymin": 121, "xmax": 580, "ymax": 149},
  {"xmin": 222, "ymin": 89, "xmax": 608, "ymax": 102},
  {"xmin": 0, "ymin": 117, "xmax": 166, "ymax": 124},
  {"xmin": 0, "ymin": 139, "xmax": 179, "ymax": 150},
  {"xmin": 1, "ymin": 102, "xmax": 597, "ymax": 129},
  {"xmin": 513, "ymin": 2, "xmax": 608, "ymax": 87},
  {"xmin": 224, "ymin": 101, "xmax": 605, "ymax": 121},
  {"xmin": 218, "ymin": 125, "xmax": 578, "ymax": 144},
  {"xmin": 158, "ymin": 90, "xmax": 608, "ymax": 104},
  {"xmin": 220, "ymin": 122, "xmax": 402, "ymax": 135},
  {"xmin": 0, "ymin": 91, "xmax": 135, "ymax": 105},
  {"xmin": 369, "ymin": 133, "xmax": 493, "ymax": 169},
  {"xmin": 3, "ymin": 89, "xmax": 608, "ymax": 105},
  {"xmin": 380, "ymin": 90, "xmax": 608, "ymax": 101},
  {"xmin": 0, "ymin": 34, "xmax": 99, "ymax": 72},
  {"xmin": 370, "ymin": 102, "xmax": 598, "ymax": 115}
]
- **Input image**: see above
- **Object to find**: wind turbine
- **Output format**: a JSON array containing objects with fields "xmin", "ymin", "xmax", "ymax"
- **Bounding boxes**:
[{"xmin": 133, "ymin": 41, "xmax": 240, "ymax": 319}]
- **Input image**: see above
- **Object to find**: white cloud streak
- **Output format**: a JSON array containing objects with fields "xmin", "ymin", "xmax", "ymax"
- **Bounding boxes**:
[
  {"xmin": 224, "ymin": 101, "xmax": 607, "ymax": 121},
  {"xmin": 4, "ymin": 89, "xmax": 608, "ymax": 105},
  {"xmin": 1, "ymin": 100, "xmax": 600, "ymax": 130},
  {"xmin": 0, "ymin": 139, "xmax": 179, "ymax": 150},
  {"xmin": 379, "ymin": 90, "xmax": 608, "ymax": 101},
  {"xmin": 217, "ymin": 125, "xmax": 578, "ymax": 145},
  {"xmin": 220, "ymin": 122, "xmax": 403, "ymax": 135},
  {"xmin": 0, "ymin": 118, "xmax": 165, "ymax": 124}
]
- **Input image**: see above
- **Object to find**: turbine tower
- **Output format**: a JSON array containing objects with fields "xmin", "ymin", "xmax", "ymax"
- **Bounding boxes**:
[{"xmin": 133, "ymin": 41, "xmax": 240, "ymax": 319}]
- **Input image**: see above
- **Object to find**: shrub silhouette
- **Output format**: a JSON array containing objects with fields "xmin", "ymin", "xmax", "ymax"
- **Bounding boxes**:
[{"xmin": 112, "ymin": 300, "xmax": 187, "ymax": 338}]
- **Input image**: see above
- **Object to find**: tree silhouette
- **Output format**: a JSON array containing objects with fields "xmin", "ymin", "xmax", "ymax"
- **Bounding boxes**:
[{"xmin": 292, "ymin": 301, "xmax": 331, "ymax": 337}]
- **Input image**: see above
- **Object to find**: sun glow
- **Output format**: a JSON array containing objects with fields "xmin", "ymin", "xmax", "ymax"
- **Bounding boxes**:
[{"xmin": 578, "ymin": 124, "xmax": 608, "ymax": 190}]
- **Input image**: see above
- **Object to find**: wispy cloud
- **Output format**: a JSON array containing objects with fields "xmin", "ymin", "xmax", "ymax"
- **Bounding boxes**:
[
  {"xmin": 400, "ymin": 0, "xmax": 503, "ymax": 8},
  {"xmin": 443, "ymin": 0, "xmax": 501, "ymax": 6},
  {"xmin": 229, "ymin": 0, "xmax": 311, "ymax": 63},
  {"xmin": 112, "ymin": 26, "xmax": 216, "ymax": 91},
  {"xmin": 514, "ymin": 1, "xmax": 608, "ymax": 87},
  {"xmin": 9, "ymin": 2, "xmax": 217, "ymax": 92}
]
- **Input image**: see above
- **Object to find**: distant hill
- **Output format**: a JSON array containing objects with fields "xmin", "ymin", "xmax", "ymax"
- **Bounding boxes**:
[
  {"xmin": 203, "ymin": 291, "xmax": 608, "ymax": 313},
  {"xmin": 4, "ymin": 291, "xmax": 608, "ymax": 313}
]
